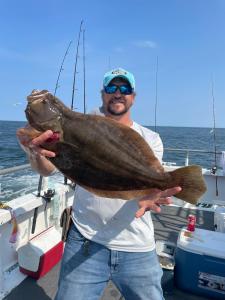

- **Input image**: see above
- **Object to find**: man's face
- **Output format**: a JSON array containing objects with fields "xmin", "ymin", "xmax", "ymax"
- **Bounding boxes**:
[{"xmin": 102, "ymin": 78, "xmax": 135, "ymax": 116}]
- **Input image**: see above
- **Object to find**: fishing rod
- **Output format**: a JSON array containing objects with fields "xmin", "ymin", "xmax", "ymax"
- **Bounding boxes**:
[
  {"xmin": 54, "ymin": 40, "xmax": 74, "ymax": 185},
  {"xmin": 154, "ymin": 56, "xmax": 158, "ymax": 132},
  {"xmin": 211, "ymin": 77, "xmax": 219, "ymax": 196},
  {"xmin": 54, "ymin": 40, "xmax": 73, "ymax": 96},
  {"xmin": 33, "ymin": 26, "xmax": 83, "ymax": 226},
  {"xmin": 64, "ymin": 20, "xmax": 84, "ymax": 187},
  {"xmin": 71, "ymin": 20, "xmax": 84, "ymax": 111},
  {"xmin": 83, "ymin": 28, "xmax": 86, "ymax": 114},
  {"xmin": 34, "ymin": 40, "xmax": 74, "ymax": 224}
]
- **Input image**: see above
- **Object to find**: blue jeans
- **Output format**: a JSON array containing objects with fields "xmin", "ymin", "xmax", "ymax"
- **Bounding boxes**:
[{"xmin": 55, "ymin": 222, "xmax": 164, "ymax": 300}]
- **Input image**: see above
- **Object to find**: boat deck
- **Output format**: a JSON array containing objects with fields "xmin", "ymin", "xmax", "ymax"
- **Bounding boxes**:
[{"xmin": 4, "ymin": 205, "xmax": 214, "ymax": 300}]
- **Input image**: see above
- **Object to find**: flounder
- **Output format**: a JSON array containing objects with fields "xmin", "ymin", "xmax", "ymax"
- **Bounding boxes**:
[{"xmin": 20, "ymin": 90, "xmax": 206, "ymax": 204}]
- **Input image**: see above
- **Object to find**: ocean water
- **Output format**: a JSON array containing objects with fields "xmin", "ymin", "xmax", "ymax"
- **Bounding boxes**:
[{"xmin": 0, "ymin": 120, "xmax": 225, "ymax": 202}]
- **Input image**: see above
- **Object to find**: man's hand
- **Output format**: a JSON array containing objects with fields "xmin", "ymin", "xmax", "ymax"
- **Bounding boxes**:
[
  {"xmin": 17, "ymin": 126, "xmax": 57, "ymax": 176},
  {"xmin": 136, "ymin": 186, "xmax": 182, "ymax": 218},
  {"xmin": 17, "ymin": 127, "xmax": 56, "ymax": 158}
]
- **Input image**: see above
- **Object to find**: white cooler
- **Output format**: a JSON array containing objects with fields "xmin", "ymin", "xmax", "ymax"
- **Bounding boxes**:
[
  {"xmin": 175, "ymin": 228, "xmax": 225, "ymax": 299},
  {"xmin": 18, "ymin": 226, "xmax": 64, "ymax": 279}
]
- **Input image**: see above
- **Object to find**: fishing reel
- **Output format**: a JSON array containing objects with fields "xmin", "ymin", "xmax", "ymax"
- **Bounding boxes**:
[
  {"xmin": 210, "ymin": 166, "xmax": 217, "ymax": 175},
  {"xmin": 31, "ymin": 188, "xmax": 56, "ymax": 235},
  {"xmin": 42, "ymin": 189, "xmax": 55, "ymax": 210}
]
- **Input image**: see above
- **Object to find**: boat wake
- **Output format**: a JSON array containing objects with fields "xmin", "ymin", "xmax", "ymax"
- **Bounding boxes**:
[{"xmin": 0, "ymin": 169, "xmax": 65, "ymax": 202}]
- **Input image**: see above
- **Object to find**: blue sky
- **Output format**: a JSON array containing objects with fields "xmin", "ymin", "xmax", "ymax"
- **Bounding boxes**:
[{"xmin": 0, "ymin": 0, "xmax": 225, "ymax": 127}]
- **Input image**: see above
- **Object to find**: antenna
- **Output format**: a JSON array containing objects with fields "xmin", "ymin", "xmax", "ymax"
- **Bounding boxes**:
[
  {"xmin": 154, "ymin": 56, "xmax": 158, "ymax": 131},
  {"xmin": 71, "ymin": 20, "xmax": 84, "ymax": 110}
]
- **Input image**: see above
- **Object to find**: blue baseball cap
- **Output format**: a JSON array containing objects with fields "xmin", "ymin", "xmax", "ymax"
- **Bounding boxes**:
[{"xmin": 103, "ymin": 68, "xmax": 135, "ymax": 90}]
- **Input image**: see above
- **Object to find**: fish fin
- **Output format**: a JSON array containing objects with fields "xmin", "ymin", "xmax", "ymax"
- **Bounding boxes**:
[
  {"xmin": 77, "ymin": 183, "xmax": 155, "ymax": 200},
  {"xmin": 169, "ymin": 165, "xmax": 207, "ymax": 204}
]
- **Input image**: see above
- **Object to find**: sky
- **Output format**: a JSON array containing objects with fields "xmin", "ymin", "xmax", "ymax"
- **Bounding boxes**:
[{"xmin": 0, "ymin": 0, "xmax": 225, "ymax": 128}]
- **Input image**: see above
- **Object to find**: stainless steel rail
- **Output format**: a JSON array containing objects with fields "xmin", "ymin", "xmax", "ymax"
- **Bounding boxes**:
[
  {"xmin": 164, "ymin": 148, "xmax": 222, "ymax": 166},
  {"xmin": 0, "ymin": 164, "xmax": 30, "ymax": 176},
  {"xmin": 164, "ymin": 148, "xmax": 222, "ymax": 154},
  {"xmin": 0, "ymin": 148, "xmax": 222, "ymax": 176}
]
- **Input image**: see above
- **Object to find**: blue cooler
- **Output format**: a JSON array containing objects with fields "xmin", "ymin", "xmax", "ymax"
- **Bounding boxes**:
[{"xmin": 175, "ymin": 228, "xmax": 225, "ymax": 299}]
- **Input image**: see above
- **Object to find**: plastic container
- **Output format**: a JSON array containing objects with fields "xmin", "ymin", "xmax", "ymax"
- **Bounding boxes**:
[
  {"xmin": 175, "ymin": 228, "xmax": 225, "ymax": 299},
  {"xmin": 18, "ymin": 226, "xmax": 64, "ymax": 279}
]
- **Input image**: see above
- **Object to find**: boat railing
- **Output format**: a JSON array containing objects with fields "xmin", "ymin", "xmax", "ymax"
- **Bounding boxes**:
[
  {"xmin": 0, "ymin": 148, "xmax": 223, "ymax": 176},
  {"xmin": 0, "ymin": 164, "xmax": 44, "ymax": 203},
  {"xmin": 163, "ymin": 147, "xmax": 223, "ymax": 167},
  {"xmin": 0, "ymin": 163, "xmax": 30, "ymax": 176},
  {"xmin": 0, "ymin": 164, "xmax": 74, "ymax": 205}
]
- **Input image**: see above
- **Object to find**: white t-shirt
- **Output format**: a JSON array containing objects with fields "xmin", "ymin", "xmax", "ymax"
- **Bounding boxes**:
[{"xmin": 71, "ymin": 121, "xmax": 163, "ymax": 252}]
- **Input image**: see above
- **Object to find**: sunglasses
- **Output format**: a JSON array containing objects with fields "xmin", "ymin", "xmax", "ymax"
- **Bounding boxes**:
[{"xmin": 104, "ymin": 85, "xmax": 133, "ymax": 95}]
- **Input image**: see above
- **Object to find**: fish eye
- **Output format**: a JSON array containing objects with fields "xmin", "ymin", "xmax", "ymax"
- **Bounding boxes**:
[{"xmin": 42, "ymin": 99, "xmax": 47, "ymax": 104}]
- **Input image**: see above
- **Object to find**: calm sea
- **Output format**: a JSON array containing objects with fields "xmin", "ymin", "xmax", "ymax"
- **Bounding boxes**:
[{"xmin": 1, "ymin": 120, "xmax": 225, "ymax": 202}]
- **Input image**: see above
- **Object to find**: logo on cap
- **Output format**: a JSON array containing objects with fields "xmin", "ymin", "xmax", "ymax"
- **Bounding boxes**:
[{"xmin": 111, "ymin": 69, "xmax": 127, "ymax": 75}]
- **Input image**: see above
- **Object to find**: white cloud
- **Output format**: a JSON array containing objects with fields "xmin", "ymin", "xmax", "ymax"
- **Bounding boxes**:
[{"xmin": 133, "ymin": 40, "xmax": 157, "ymax": 48}]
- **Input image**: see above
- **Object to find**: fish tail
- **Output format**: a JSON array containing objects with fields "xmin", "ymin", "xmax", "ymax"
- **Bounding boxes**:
[{"xmin": 169, "ymin": 165, "xmax": 207, "ymax": 204}]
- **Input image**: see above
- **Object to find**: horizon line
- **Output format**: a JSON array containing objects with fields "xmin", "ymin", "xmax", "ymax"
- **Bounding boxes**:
[{"xmin": 0, "ymin": 119, "xmax": 224, "ymax": 129}]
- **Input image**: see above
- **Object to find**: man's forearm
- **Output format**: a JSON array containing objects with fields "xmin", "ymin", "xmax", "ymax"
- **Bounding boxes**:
[{"xmin": 28, "ymin": 152, "xmax": 56, "ymax": 176}]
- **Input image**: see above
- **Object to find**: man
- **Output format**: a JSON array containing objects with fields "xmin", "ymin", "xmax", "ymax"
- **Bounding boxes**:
[{"xmin": 17, "ymin": 68, "xmax": 181, "ymax": 300}]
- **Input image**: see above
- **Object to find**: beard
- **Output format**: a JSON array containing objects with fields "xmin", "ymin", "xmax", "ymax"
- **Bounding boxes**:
[{"xmin": 106, "ymin": 99, "xmax": 132, "ymax": 116}]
